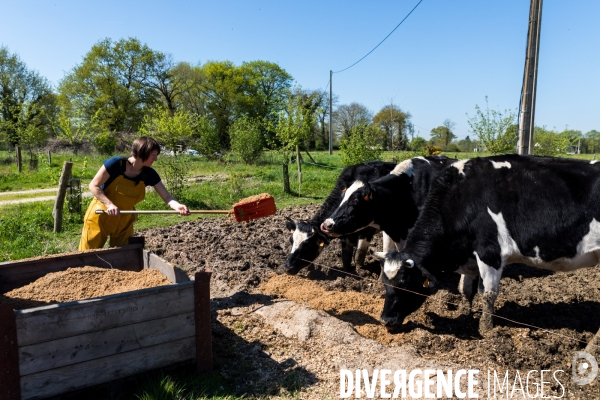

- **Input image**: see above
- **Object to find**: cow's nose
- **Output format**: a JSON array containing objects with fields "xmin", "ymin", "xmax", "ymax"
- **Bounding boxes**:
[
  {"xmin": 320, "ymin": 221, "xmax": 331, "ymax": 232},
  {"xmin": 380, "ymin": 316, "xmax": 398, "ymax": 327}
]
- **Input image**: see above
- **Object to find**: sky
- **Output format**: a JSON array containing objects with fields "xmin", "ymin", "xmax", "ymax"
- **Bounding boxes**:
[{"xmin": 1, "ymin": 0, "xmax": 599, "ymax": 140}]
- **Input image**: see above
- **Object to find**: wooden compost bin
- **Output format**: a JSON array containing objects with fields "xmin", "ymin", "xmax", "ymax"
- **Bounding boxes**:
[{"xmin": 0, "ymin": 244, "xmax": 212, "ymax": 400}]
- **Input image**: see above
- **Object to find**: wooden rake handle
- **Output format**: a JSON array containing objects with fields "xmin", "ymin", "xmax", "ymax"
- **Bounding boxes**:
[{"xmin": 94, "ymin": 210, "xmax": 232, "ymax": 215}]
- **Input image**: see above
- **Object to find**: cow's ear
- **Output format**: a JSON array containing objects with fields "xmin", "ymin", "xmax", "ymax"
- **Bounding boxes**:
[
  {"xmin": 371, "ymin": 251, "xmax": 387, "ymax": 260},
  {"xmin": 285, "ymin": 217, "xmax": 296, "ymax": 232}
]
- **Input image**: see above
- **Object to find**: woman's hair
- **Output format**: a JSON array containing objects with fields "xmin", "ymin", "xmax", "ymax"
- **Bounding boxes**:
[{"xmin": 131, "ymin": 137, "xmax": 161, "ymax": 161}]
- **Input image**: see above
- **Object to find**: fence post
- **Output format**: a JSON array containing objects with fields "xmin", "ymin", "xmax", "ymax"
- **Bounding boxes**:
[
  {"xmin": 15, "ymin": 145, "xmax": 22, "ymax": 173},
  {"xmin": 53, "ymin": 161, "xmax": 73, "ymax": 233}
]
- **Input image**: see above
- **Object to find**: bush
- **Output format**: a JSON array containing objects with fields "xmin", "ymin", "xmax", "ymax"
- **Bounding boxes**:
[
  {"xmin": 192, "ymin": 117, "xmax": 221, "ymax": 159},
  {"xmin": 339, "ymin": 124, "xmax": 382, "ymax": 166},
  {"xmin": 154, "ymin": 155, "xmax": 190, "ymax": 200},
  {"xmin": 229, "ymin": 117, "xmax": 264, "ymax": 164},
  {"xmin": 93, "ymin": 131, "xmax": 118, "ymax": 155}
]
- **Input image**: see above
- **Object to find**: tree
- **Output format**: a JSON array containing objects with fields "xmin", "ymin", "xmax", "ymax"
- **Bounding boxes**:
[
  {"xmin": 532, "ymin": 127, "xmax": 570, "ymax": 156},
  {"xmin": 58, "ymin": 37, "xmax": 160, "ymax": 133},
  {"xmin": 585, "ymin": 130, "xmax": 600, "ymax": 154},
  {"xmin": 456, "ymin": 136, "xmax": 476, "ymax": 152},
  {"xmin": 189, "ymin": 116, "xmax": 220, "ymax": 159},
  {"xmin": 51, "ymin": 101, "xmax": 101, "ymax": 153},
  {"xmin": 339, "ymin": 123, "xmax": 382, "ymax": 166},
  {"xmin": 239, "ymin": 60, "xmax": 292, "ymax": 122},
  {"xmin": 172, "ymin": 62, "xmax": 209, "ymax": 117},
  {"xmin": 198, "ymin": 60, "xmax": 244, "ymax": 148},
  {"xmin": 409, "ymin": 136, "xmax": 428, "ymax": 152},
  {"xmin": 333, "ymin": 103, "xmax": 372, "ymax": 141},
  {"xmin": 142, "ymin": 53, "xmax": 194, "ymax": 116},
  {"xmin": 430, "ymin": 125, "xmax": 456, "ymax": 149},
  {"xmin": 272, "ymin": 94, "xmax": 314, "ymax": 193},
  {"xmin": 229, "ymin": 116, "xmax": 264, "ymax": 164},
  {"xmin": 0, "ymin": 47, "xmax": 55, "ymax": 149},
  {"xmin": 466, "ymin": 97, "xmax": 517, "ymax": 154},
  {"xmin": 139, "ymin": 106, "xmax": 196, "ymax": 153},
  {"xmin": 372, "ymin": 105, "xmax": 411, "ymax": 150}
]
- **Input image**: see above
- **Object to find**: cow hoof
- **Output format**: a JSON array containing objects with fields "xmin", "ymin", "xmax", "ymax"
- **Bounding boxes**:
[
  {"xmin": 458, "ymin": 303, "xmax": 471, "ymax": 316},
  {"xmin": 478, "ymin": 316, "xmax": 494, "ymax": 335}
]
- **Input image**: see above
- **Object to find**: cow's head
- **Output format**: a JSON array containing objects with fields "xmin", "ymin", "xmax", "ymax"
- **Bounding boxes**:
[
  {"xmin": 320, "ymin": 180, "xmax": 375, "ymax": 236},
  {"xmin": 372, "ymin": 250, "xmax": 435, "ymax": 329},
  {"xmin": 284, "ymin": 217, "xmax": 330, "ymax": 275}
]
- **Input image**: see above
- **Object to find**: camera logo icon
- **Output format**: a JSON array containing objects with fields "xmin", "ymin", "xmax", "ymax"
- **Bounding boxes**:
[{"xmin": 572, "ymin": 351, "xmax": 598, "ymax": 385}]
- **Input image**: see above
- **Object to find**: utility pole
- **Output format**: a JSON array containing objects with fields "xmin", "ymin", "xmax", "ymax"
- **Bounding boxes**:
[
  {"xmin": 329, "ymin": 70, "xmax": 333, "ymax": 155},
  {"xmin": 518, "ymin": 0, "xmax": 543, "ymax": 155}
]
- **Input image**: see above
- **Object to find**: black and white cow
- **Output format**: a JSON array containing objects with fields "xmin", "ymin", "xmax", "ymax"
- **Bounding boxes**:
[
  {"xmin": 376, "ymin": 155, "xmax": 600, "ymax": 335},
  {"xmin": 284, "ymin": 161, "xmax": 396, "ymax": 275},
  {"xmin": 320, "ymin": 155, "xmax": 455, "ymax": 247}
]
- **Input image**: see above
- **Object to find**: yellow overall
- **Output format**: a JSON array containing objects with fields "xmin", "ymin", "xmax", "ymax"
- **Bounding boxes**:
[{"xmin": 79, "ymin": 174, "xmax": 146, "ymax": 250}]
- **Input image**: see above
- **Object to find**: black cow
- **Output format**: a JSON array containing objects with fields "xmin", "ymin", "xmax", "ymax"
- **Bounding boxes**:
[
  {"xmin": 284, "ymin": 161, "xmax": 396, "ymax": 275},
  {"xmin": 377, "ymin": 155, "xmax": 600, "ymax": 334}
]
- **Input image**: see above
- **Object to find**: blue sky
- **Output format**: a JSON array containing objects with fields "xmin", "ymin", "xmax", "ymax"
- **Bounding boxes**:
[{"xmin": 1, "ymin": 0, "xmax": 598, "ymax": 140}]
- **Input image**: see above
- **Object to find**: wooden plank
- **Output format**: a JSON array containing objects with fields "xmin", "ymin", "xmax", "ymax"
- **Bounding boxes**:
[
  {"xmin": 195, "ymin": 271, "xmax": 213, "ymax": 373},
  {"xmin": 15, "ymin": 282, "xmax": 194, "ymax": 346},
  {"xmin": 0, "ymin": 305, "xmax": 21, "ymax": 400},
  {"xmin": 143, "ymin": 250, "xmax": 190, "ymax": 283},
  {"xmin": 19, "ymin": 312, "xmax": 195, "ymax": 376},
  {"xmin": 0, "ymin": 245, "xmax": 144, "ymax": 294},
  {"xmin": 20, "ymin": 337, "xmax": 196, "ymax": 400}
]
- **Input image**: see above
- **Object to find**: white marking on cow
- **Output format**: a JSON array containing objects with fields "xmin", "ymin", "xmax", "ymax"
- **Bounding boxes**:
[
  {"xmin": 324, "ymin": 217, "xmax": 335, "ymax": 230},
  {"xmin": 290, "ymin": 229, "xmax": 309, "ymax": 253},
  {"xmin": 391, "ymin": 159, "xmax": 413, "ymax": 176},
  {"xmin": 473, "ymin": 251, "xmax": 503, "ymax": 293},
  {"xmin": 339, "ymin": 180, "xmax": 364, "ymax": 206},
  {"xmin": 451, "ymin": 159, "xmax": 470, "ymax": 176},
  {"xmin": 490, "ymin": 160, "xmax": 512, "ymax": 169},
  {"xmin": 591, "ymin": 160, "xmax": 599, "ymax": 164},
  {"xmin": 487, "ymin": 208, "xmax": 600, "ymax": 272},
  {"xmin": 415, "ymin": 156, "xmax": 430, "ymax": 164},
  {"xmin": 383, "ymin": 259, "xmax": 402, "ymax": 280}
]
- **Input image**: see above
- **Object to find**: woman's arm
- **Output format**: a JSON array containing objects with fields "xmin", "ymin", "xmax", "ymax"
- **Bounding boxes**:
[
  {"xmin": 88, "ymin": 165, "xmax": 120, "ymax": 215},
  {"xmin": 153, "ymin": 181, "xmax": 191, "ymax": 216}
]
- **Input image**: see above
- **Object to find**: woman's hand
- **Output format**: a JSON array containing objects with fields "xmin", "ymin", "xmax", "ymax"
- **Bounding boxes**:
[
  {"xmin": 169, "ymin": 201, "xmax": 191, "ymax": 216},
  {"xmin": 105, "ymin": 203, "xmax": 120, "ymax": 216}
]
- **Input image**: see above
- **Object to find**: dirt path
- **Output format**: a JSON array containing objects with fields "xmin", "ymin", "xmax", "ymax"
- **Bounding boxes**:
[{"xmin": 0, "ymin": 188, "xmax": 92, "ymax": 206}]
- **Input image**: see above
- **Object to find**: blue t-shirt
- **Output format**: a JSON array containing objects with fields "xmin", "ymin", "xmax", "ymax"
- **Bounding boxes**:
[{"xmin": 101, "ymin": 156, "xmax": 161, "ymax": 190}]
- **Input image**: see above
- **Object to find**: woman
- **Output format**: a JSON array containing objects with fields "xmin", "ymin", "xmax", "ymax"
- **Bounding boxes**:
[{"xmin": 79, "ymin": 136, "xmax": 190, "ymax": 250}]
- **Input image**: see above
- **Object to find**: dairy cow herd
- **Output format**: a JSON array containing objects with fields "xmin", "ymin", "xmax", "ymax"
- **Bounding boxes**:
[{"xmin": 284, "ymin": 155, "xmax": 600, "ymax": 335}]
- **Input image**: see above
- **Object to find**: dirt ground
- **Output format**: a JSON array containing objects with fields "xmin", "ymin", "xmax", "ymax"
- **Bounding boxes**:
[
  {"xmin": 4, "ymin": 203, "xmax": 599, "ymax": 398},
  {"xmin": 140, "ymin": 204, "xmax": 600, "ymax": 398}
]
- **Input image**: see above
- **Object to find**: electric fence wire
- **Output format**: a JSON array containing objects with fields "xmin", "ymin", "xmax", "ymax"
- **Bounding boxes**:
[{"xmin": 333, "ymin": 0, "xmax": 424, "ymax": 74}]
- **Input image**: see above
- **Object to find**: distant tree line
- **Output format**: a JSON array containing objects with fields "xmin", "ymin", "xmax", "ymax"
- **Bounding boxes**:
[{"xmin": 1, "ymin": 39, "xmax": 598, "ymax": 168}]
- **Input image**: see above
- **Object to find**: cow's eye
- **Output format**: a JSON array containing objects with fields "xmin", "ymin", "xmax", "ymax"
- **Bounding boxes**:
[{"xmin": 350, "ymin": 198, "xmax": 360, "ymax": 206}]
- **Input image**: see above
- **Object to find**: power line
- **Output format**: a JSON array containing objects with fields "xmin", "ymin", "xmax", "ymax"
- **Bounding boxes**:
[{"xmin": 333, "ymin": 0, "xmax": 424, "ymax": 74}]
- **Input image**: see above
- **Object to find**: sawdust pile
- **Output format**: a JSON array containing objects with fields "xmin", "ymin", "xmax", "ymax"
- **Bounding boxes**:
[
  {"xmin": 260, "ymin": 273, "xmax": 402, "ymax": 344},
  {"xmin": 1, "ymin": 266, "xmax": 170, "ymax": 309}
]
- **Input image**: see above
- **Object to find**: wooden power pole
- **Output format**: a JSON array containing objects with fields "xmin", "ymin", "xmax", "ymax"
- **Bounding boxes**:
[
  {"xmin": 329, "ymin": 70, "xmax": 333, "ymax": 155},
  {"xmin": 518, "ymin": 0, "xmax": 543, "ymax": 155}
]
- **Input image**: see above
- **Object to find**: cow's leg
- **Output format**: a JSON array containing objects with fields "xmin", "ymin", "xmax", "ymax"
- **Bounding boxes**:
[
  {"xmin": 456, "ymin": 260, "xmax": 480, "ymax": 316},
  {"xmin": 474, "ymin": 252, "xmax": 503, "ymax": 334},
  {"xmin": 457, "ymin": 274, "xmax": 478, "ymax": 316},
  {"xmin": 340, "ymin": 238, "xmax": 355, "ymax": 271},
  {"xmin": 354, "ymin": 238, "xmax": 370, "ymax": 268}
]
